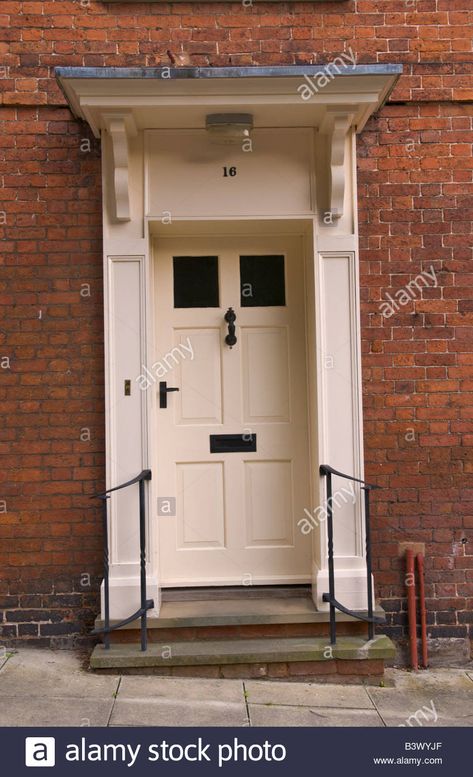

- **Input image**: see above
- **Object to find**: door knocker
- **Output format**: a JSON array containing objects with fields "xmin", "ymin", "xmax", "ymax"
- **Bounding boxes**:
[{"xmin": 224, "ymin": 307, "xmax": 237, "ymax": 348}]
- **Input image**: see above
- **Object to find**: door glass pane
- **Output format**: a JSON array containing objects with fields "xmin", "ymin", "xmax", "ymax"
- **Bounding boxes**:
[
  {"xmin": 240, "ymin": 255, "xmax": 286, "ymax": 307},
  {"xmin": 173, "ymin": 256, "xmax": 219, "ymax": 308}
]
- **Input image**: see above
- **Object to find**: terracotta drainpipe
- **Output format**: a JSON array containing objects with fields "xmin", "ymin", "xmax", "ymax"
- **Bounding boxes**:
[
  {"xmin": 417, "ymin": 553, "xmax": 428, "ymax": 669},
  {"xmin": 406, "ymin": 548, "xmax": 418, "ymax": 670}
]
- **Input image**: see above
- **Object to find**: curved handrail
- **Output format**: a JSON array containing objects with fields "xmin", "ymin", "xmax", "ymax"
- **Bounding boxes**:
[
  {"xmin": 319, "ymin": 464, "xmax": 380, "ymax": 643},
  {"xmin": 322, "ymin": 594, "xmax": 384, "ymax": 625},
  {"xmin": 319, "ymin": 464, "xmax": 380, "ymax": 490},
  {"xmin": 91, "ymin": 600, "xmax": 154, "ymax": 635},
  {"xmin": 91, "ymin": 469, "xmax": 153, "ymax": 652},
  {"xmin": 91, "ymin": 468, "xmax": 152, "ymax": 500}
]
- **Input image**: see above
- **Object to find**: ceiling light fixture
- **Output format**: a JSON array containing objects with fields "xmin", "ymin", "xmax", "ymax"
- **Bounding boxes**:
[{"xmin": 205, "ymin": 113, "xmax": 254, "ymax": 145}]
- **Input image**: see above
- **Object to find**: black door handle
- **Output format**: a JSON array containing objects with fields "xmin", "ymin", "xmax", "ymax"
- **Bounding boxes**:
[{"xmin": 159, "ymin": 381, "xmax": 180, "ymax": 409}]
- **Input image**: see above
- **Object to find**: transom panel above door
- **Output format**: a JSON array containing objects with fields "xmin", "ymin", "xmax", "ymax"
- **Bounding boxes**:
[{"xmin": 154, "ymin": 235, "xmax": 311, "ymax": 586}]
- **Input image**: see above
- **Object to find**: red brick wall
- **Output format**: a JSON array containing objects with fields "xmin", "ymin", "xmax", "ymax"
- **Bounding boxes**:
[
  {"xmin": 358, "ymin": 102, "xmax": 473, "ymax": 649},
  {"xmin": 0, "ymin": 105, "xmax": 104, "ymax": 645},
  {"xmin": 0, "ymin": 0, "xmax": 472, "ymax": 653}
]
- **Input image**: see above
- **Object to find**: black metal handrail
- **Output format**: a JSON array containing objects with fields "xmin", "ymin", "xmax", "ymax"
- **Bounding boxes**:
[
  {"xmin": 90, "ymin": 469, "xmax": 153, "ymax": 652},
  {"xmin": 319, "ymin": 464, "xmax": 384, "ymax": 645}
]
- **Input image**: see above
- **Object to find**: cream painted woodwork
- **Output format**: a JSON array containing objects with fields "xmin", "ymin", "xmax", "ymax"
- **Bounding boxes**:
[
  {"xmin": 313, "ymin": 248, "xmax": 368, "ymax": 610},
  {"xmin": 57, "ymin": 67, "xmax": 401, "ymax": 231},
  {"xmin": 145, "ymin": 129, "xmax": 314, "ymax": 220},
  {"xmin": 56, "ymin": 66, "xmax": 401, "ymax": 617},
  {"xmin": 155, "ymin": 236, "xmax": 312, "ymax": 586},
  {"xmin": 102, "ymin": 255, "xmax": 159, "ymax": 619}
]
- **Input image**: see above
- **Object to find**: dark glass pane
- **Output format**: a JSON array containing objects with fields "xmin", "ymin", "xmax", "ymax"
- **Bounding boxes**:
[
  {"xmin": 240, "ymin": 255, "xmax": 286, "ymax": 307},
  {"xmin": 173, "ymin": 256, "xmax": 219, "ymax": 308}
]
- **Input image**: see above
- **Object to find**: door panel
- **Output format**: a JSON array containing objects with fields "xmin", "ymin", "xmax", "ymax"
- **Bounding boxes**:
[
  {"xmin": 244, "ymin": 460, "xmax": 294, "ymax": 546},
  {"xmin": 241, "ymin": 327, "xmax": 290, "ymax": 423},
  {"xmin": 175, "ymin": 329, "xmax": 222, "ymax": 424},
  {"xmin": 155, "ymin": 235, "xmax": 311, "ymax": 586},
  {"xmin": 177, "ymin": 462, "xmax": 225, "ymax": 549}
]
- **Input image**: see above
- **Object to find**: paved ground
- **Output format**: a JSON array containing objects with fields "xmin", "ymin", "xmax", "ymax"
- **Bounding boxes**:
[{"xmin": 0, "ymin": 648, "xmax": 472, "ymax": 727}]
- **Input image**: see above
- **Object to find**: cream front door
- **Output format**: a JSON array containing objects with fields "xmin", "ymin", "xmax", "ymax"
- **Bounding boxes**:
[{"xmin": 155, "ymin": 235, "xmax": 311, "ymax": 586}]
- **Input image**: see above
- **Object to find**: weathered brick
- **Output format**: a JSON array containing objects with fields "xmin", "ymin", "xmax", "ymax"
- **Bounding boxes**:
[
  {"xmin": 18, "ymin": 623, "xmax": 39, "ymax": 636},
  {"xmin": 170, "ymin": 665, "xmax": 220, "ymax": 679},
  {"xmin": 336, "ymin": 660, "xmax": 384, "ymax": 676},
  {"xmin": 39, "ymin": 622, "xmax": 81, "ymax": 636},
  {"xmin": 220, "ymin": 663, "xmax": 268, "ymax": 680}
]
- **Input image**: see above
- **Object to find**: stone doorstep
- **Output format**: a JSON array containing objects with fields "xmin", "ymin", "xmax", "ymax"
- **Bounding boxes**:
[
  {"xmin": 94, "ymin": 597, "xmax": 387, "ymax": 631},
  {"xmin": 90, "ymin": 635, "xmax": 396, "ymax": 671}
]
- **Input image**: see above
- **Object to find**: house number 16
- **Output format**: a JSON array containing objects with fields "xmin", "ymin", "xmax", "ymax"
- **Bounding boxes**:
[{"xmin": 223, "ymin": 166, "xmax": 237, "ymax": 177}]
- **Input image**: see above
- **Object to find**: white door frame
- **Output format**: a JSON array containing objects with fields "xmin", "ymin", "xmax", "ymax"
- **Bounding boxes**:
[{"xmin": 101, "ymin": 210, "xmax": 368, "ymax": 619}]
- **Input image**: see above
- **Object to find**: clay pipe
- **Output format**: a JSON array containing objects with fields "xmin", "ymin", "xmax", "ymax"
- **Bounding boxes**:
[
  {"xmin": 406, "ymin": 549, "xmax": 418, "ymax": 670},
  {"xmin": 417, "ymin": 553, "xmax": 428, "ymax": 669}
]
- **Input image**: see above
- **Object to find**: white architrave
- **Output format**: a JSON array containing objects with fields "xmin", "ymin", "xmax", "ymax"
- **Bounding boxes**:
[
  {"xmin": 313, "ymin": 249, "xmax": 367, "ymax": 610},
  {"xmin": 103, "ymin": 113, "xmax": 137, "ymax": 222},
  {"xmin": 103, "ymin": 253, "xmax": 159, "ymax": 619}
]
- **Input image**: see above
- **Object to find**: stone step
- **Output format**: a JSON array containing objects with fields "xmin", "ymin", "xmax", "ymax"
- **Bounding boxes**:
[
  {"xmin": 95, "ymin": 597, "xmax": 387, "ymax": 632},
  {"xmin": 90, "ymin": 635, "xmax": 396, "ymax": 676}
]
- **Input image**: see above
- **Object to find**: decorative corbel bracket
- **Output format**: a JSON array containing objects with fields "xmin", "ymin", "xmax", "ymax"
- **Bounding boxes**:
[
  {"xmin": 103, "ymin": 112, "xmax": 137, "ymax": 222},
  {"xmin": 320, "ymin": 109, "xmax": 355, "ymax": 221}
]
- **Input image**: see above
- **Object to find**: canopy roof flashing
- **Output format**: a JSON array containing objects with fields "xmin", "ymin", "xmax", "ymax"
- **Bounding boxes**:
[{"xmin": 56, "ymin": 65, "xmax": 402, "ymax": 138}]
